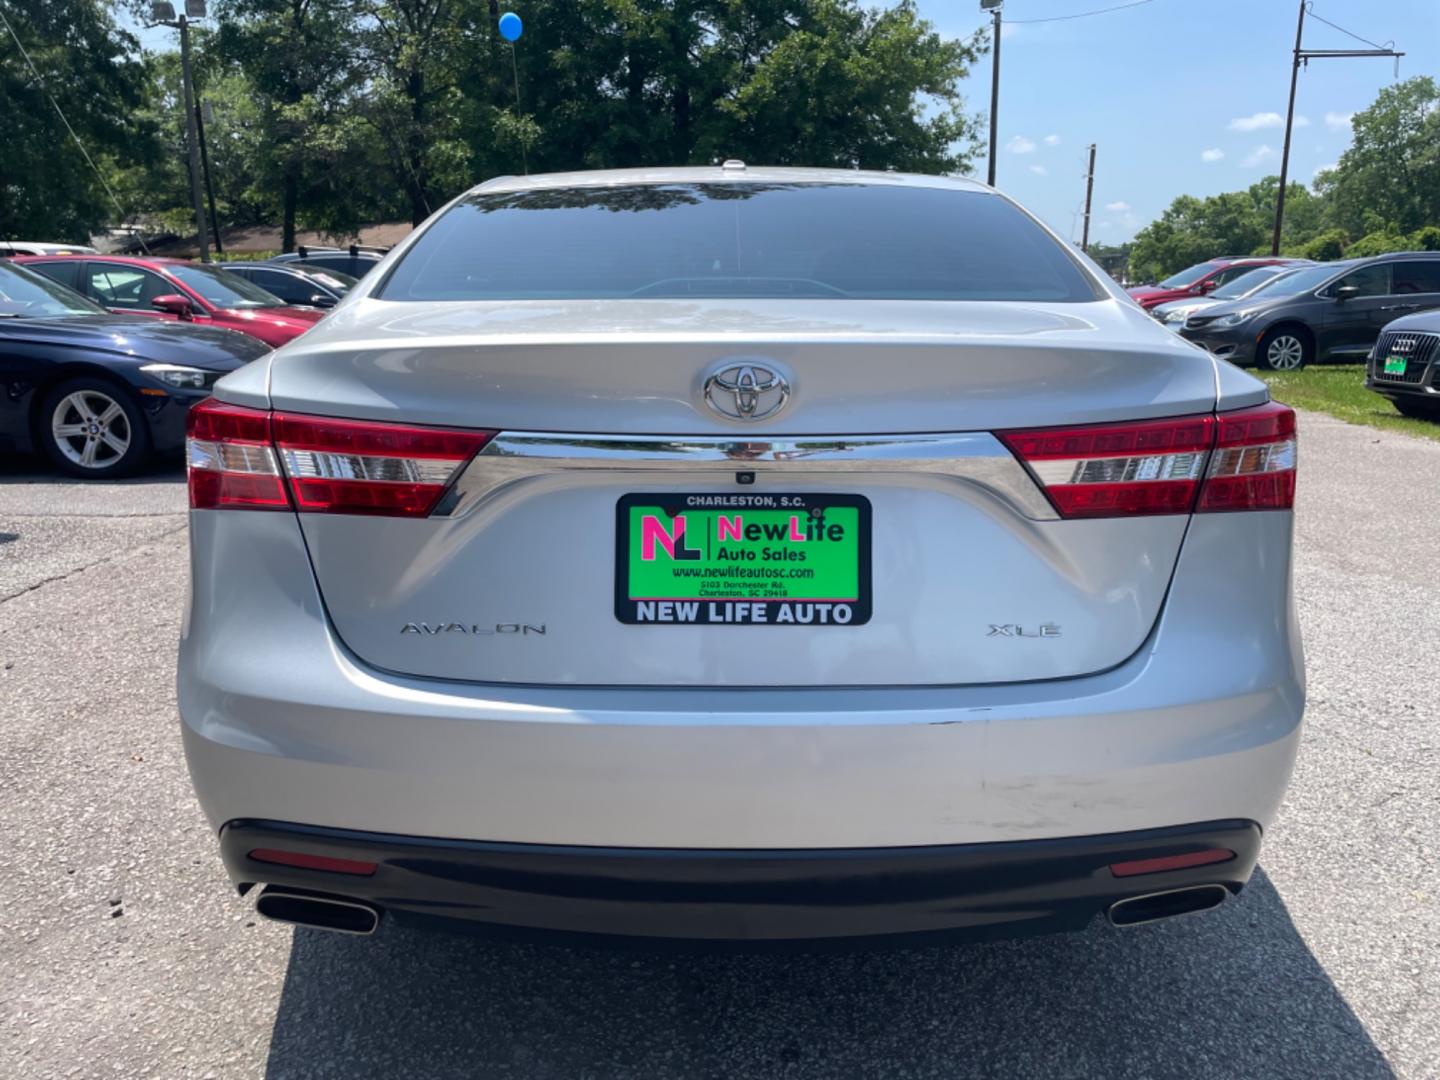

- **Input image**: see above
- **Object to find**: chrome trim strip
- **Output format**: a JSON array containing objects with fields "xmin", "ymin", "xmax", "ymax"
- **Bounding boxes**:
[{"xmin": 437, "ymin": 431, "xmax": 1059, "ymax": 521}]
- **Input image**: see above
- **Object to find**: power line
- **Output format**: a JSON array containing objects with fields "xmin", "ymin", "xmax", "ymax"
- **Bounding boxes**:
[
  {"xmin": 1007, "ymin": 0, "xmax": 1155, "ymax": 26},
  {"xmin": 0, "ymin": 6, "xmax": 149, "ymax": 252},
  {"xmin": 1303, "ymin": 3, "xmax": 1393, "ymax": 52}
]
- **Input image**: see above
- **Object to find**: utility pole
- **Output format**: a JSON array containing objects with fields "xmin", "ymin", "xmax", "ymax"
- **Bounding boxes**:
[
  {"xmin": 982, "ymin": 0, "xmax": 1003, "ymax": 187},
  {"xmin": 1271, "ymin": 0, "xmax": 1403, "ymax": 255},
  {"xmin": 178, "ymin": 16, "xmax": 209, "ymax": 261},
  {"xmin": 196, "ymin": 100, "xmax": 223, "ymax": 255},
  {"xmin": 151, "ymin": 3, "xmax": 211, "ymax": 262},
  {"xmin": 1081, "ymin": 143, "xmax": 1097, "ymax": 253}
]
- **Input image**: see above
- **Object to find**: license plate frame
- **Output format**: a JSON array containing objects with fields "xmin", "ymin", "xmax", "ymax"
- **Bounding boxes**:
[{"xmin": 614, "ymin": 492, "xmax": 872, "ymax": 626}]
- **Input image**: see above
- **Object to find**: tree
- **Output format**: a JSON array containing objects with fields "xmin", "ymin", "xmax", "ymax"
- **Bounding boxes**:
[
  {"xmin": 214, "ymin": 0, "xmax": 370, "ymax": 248},
  {"xmin": 701, "ymin": 0, "xmax": 982, "ymax": 172},
  {"xmin": 1320, "ymin": 76, "xmax": 1440, "ymax": 241},
  {"xmin": 122, "ymin": 0, "xmax": 984, "ymax": 238},
  {"xmin": 352, "ymin": 0, "xmax": 480, "ymax": 226},
  {"xmin": 0, "ymin": 0, "xmax": 159, "ymax": 240}
]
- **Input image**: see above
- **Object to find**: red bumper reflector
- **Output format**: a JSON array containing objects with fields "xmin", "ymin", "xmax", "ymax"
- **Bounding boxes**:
[
  {"xmin": 1109, "ymin": 848, "xmax": 1236, "ymax": 878},
  {"xmin": 248, "ymin": 848, "xmax": 379, "ymax": 876}
]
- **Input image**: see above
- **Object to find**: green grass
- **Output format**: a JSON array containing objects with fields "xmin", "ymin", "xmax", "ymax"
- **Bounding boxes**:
[{"xmin": 1258, "ymin": 364, "xmax": 1440, "ymax": 442}]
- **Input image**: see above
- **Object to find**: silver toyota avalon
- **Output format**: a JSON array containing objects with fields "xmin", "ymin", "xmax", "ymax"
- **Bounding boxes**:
[{"xmin": 179, "ymin": 166, "xmax": 1304, "ymax": 942}]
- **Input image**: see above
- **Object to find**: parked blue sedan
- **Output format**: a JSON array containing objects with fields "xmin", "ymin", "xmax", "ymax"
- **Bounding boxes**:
[{"xmin": 0, "ymin": 259, "xmax": 269, "ymax": 477}]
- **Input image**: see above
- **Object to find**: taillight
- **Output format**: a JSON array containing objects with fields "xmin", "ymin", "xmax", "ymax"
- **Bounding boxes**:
[
  {"xmin": 1197, "ymin": 402, "xmax": 1296, "ymax": 512},
  {"xmin": 999, "ymin": 415, "xmax": 1215, "ymax": 518},
  {"xmin": 272, "ymin": 412, "xmax": 492, "ymax": 516},
  {"xmin": 186, "ymin": 399, "xmax": 289, "ymax": 510},
  {"xmin": 1000, "ymin": 402, "xmax": 1296, "ymax": 518},
  {"xmin": 186, "ymin": 399, "xmax": 494, "ymax": 517}
]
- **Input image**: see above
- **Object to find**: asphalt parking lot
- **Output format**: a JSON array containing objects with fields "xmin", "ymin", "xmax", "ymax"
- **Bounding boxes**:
[{"xmin": 1, "ymin": 410, "xmax": 1437, "ymax": 1079}]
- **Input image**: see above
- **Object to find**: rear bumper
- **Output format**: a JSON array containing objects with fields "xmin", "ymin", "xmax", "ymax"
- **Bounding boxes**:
[
  {"xmin": 222, "ymin": 818, "xmax": 1261, "ymax": 942},
  {"xmin": 181, "ymin": 507, "xmax": 1304, "ymax": 854}
]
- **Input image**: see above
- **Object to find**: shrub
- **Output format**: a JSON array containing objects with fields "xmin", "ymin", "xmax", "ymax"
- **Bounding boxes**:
[
  {"xmin": 1407, "ymin": 226, "xmax": 1440, "ymax": 252},
  {"xmin": 1344, "ymin": 229, "xmax": 1410, "ymax": 258},
  {"xmin": 1296, "ymin": 228, "xmax": 1349, "ymax": 261}
]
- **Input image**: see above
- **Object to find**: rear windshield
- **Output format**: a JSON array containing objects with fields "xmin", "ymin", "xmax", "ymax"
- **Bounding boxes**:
[
  {"xmin": 166, "ymin": 263, "xmax": 284, "ymax": 309},
  {"xmin": 379, "ymin": 183, "xmax": 1101, "ymax": 302},
  {"xmin": 1212, "ymin": 266, "xmax": 1286, "ymax": 299},
  {"xmin": 1157, "ymin": 263, "xmax": 1217, "ymax": 289}
]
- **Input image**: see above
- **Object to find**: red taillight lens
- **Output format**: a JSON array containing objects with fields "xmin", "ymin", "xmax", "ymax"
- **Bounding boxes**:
[
  {"xmin": 271, "ymin": 412, "xmax": 493, "ymax": 516},
  {"xmin": 1000, "ymin": 403, "xmax": 1297, "ymax": 519},
  {"xmin": 999, "ymin": 415, "xmax": 1216, "ymax": 518},
  {"xmin": 186, "ymin": 399, "xmax": 289, "ymax": 510},
  {"xmin": 186, "ymin": 399, "xmax": 494, "ymax": 517},
  {"xmin": 1197, "ymin": 402, "xmax": 1296, "ymax": 512}
]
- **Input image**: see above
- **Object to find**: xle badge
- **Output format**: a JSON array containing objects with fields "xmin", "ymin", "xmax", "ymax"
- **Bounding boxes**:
[{"xmin": 988, "ymin": 624, "xmax": 1062, "ymax": 638}]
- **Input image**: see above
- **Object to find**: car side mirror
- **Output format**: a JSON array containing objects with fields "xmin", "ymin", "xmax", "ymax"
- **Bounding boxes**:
[
  {"xmin": 310, "ymin": 294, "xmax": 336, "ymax": 308},
  {"xmin": 1198, "ymin": 280, "xmax": 1219, "ymax": 294},
  {"xmin": 1333, "ymin": 285, "xmax": 1359, "ymax": 303},
  {"xmin": 151, "ymin": 294, "xmax": 194, "ymax": 319}
]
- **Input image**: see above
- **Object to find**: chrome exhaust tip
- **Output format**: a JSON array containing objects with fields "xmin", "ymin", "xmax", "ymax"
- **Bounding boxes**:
[
  {"xmin": 1107, "ymin": 883, "xmax": 1229, "ymax": 928},
  {"xmin": 255, "ymin": 886, "xmax": 381, "ymax": 936}
]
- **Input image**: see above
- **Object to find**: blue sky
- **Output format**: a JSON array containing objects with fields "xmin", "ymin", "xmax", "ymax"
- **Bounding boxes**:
[{"xmin": 918, "ymin": 0, "xmax": 1439, "ymax": 242}]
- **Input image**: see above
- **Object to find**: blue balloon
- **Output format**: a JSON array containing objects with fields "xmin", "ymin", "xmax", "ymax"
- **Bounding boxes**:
[{"xmin": 498, "ymin": 11, "xmax": 522, "ymax": 41}]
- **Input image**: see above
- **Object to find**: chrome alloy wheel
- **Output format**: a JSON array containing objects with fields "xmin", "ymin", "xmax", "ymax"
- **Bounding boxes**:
[
  {"xmin": 50, "ymin": 390, "xmax": 132, "ymax": 470},
  {"xmin": 1264, "ymin": 334, "xmax": 1305, "ymax": 371}
]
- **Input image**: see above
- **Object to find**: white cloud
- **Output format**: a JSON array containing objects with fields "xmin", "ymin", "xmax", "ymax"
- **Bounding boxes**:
[
  {"xmin": 1043, "ymin": 134, "xmax": 1061, "ymax": 146},
  {"xmin": 1229, "ymin": 112, "xmax": 1307, "ymax": 133},
  {"xmin": 1230, "ymin": 112, "xmax": 1283, "ymax": 132},
  {"xmin": 1028, "ymin": 164, "xmax": 1048, "ymax": 176},
  {"xmin": 1241, "ymin": 144, "xmax": 1276, "ymax": 168},
  {"xmin": 1006, "ymin": 135, "xmax": 1036, "ymax": 155},
  {"xmin": 1313, "ymin": 162, "xmax": 1337, "ymax": 179},
  {"xmin": 999, "ymin": 21, "xmax": 1020, "ymax": 40},
  {"xmin": 1325, "ymin": 111, "xmax": 1353, "ymax": 131},
  {"xmin": 1105, "ymin": 200, "xmax": 1130, "ymax": 211},
  {"xmin": 1201, "ymin": 148, "xmax": 1225, "ymax": 162}
]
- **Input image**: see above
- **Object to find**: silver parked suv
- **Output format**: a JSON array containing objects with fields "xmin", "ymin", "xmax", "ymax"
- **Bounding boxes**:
[{"xmin": 179, "ymin": 167, "xmax": 1304, "ymax": 942}]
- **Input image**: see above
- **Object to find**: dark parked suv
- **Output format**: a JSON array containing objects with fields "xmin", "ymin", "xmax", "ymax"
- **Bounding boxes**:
[
  {"xmin": 267, "ymin": 245, "xmax": 385, "ymax": 279},
  {"xmin": 1180, "ymin": 253, "xmax": 1440, "ymax": 370},
  {"xmin": 1366, "ymin": 309, "xmax": 1440, "ymax": 418}
]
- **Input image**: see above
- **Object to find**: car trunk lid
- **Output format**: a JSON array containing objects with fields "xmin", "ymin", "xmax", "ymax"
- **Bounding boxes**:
[{"xmin": 249, "ymin": 297, "xmax": 1217, "ymax": 687}]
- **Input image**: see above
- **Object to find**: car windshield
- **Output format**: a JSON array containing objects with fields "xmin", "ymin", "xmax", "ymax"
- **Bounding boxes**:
[
  {"xmin": 1212, "ymin": 267, "xmax": 1287, "ymax": 300},
  {"xmin": 380, "ymin": 182, "xmax": 1102, "ymax": 302},
  {"xmin": 0, "ymin": 261, "xmax": 106, "ymax": 318},
  {"xmin": 1157, "ymin": 262, "xmax": 1216, "ymax": 289},
  {"xmin": 295, "ymin": 267, "xmax": 358, "ymax": 292},
  {"xmin": 166, "ymin": 263, "xmax": 284, "ymax": 308},
  {"xmin": 1245, "ymin": 263, "xmax": 1343, "ymax": 298}
]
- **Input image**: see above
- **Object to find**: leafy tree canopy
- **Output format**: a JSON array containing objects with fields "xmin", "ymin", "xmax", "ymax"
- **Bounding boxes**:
[{"xmin": 0, "ymin": 0, "xmax": 159, "ymax": 241}]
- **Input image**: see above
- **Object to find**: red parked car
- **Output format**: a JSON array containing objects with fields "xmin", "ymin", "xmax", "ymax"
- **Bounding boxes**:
[
  {"xmin": 1127, "ymin": 257, "xmax": 1305, "ymax": 311},
  {"xmin": 14, "ymin": 255, "xmax": 324, "ymax": 348}
]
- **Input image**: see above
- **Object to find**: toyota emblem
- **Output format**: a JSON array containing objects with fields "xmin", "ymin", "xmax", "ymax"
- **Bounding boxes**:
[{"xmin": 703, "ymin": 364, "xmax": 790, "ymax": 422}]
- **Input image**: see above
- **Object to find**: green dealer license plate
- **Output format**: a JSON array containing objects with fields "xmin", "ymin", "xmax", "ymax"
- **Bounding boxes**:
[
  {"xmin": 615, "ymin": 493, "xmax": 872, "ymax": 626},
  {"xmin": 1383, "ymin": 355, "xmax": 1408, "ymax": 376}
]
